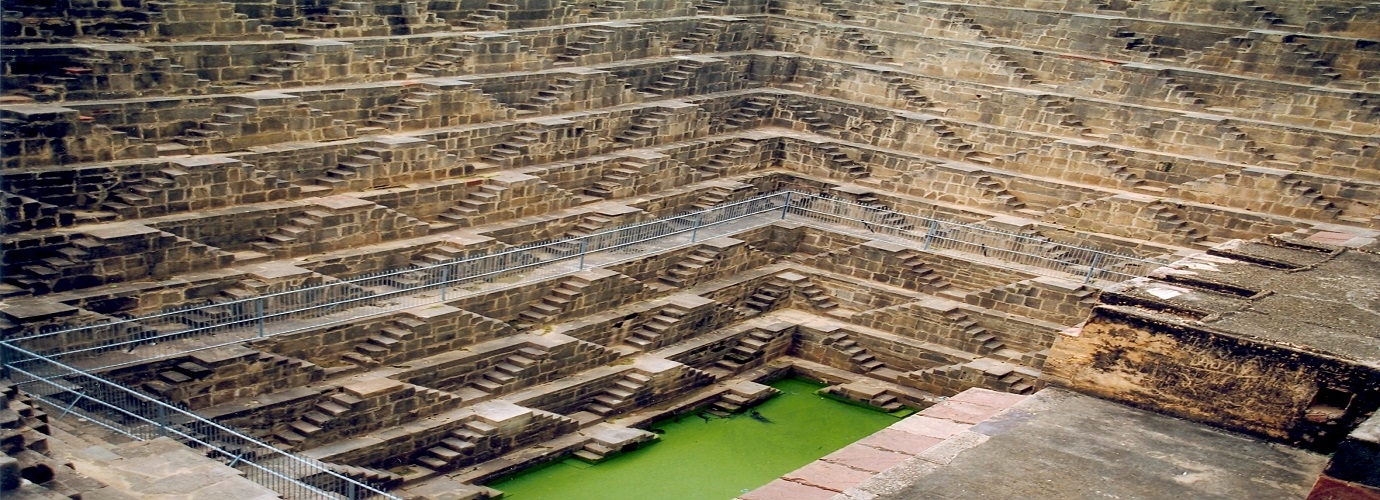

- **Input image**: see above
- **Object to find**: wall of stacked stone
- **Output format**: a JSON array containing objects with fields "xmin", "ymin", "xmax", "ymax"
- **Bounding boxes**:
[
  {"xmin": 35, "ymin": 269, "xmax": 248, "ymax": 319},
  {"xmin": 475, "ymin": 70, "xmax": 638, "ymax": 113},
  {"xmin": 900, "ymin": 359, "xmax": 1042, "ymax": 396},
  {"xmin": 317, "ymin": 403, "xmax": 578, "ymax": 470},
  {"xmin": 108, "ymin": 346, "xmax": 325, "ymax": 410},
  {"xmin": 628, "ymin": 180, "xmax": 767, "ymax": 217},
  {"xmin": 777, "ymin": 225, "xmax": 867, "ymax": 256},
  {"xmin": 511, "ymin": 367, "xmax": 634, "ymax": 414},
  {"xmin": 400, "ymin": 336, "xmax": 619, "ymax": 395},
  {"xmin": 1043, "ymin": 193, "xmax": 1309, "ymax": 245},
  {"xmin": 767, "ymin": 23, "xmax": 1380, "ymax": 165},
  {"xmin": 962, "ymin": 277, "xmax": 1097, "ymax": 326},
  {"xmin": 792, "ymin": 322, "xmax": 969, "ymax": 373},
  {"xmin": 5, "ymin": 157, "xmax": 298, "ymax": 223},
  {"xmin": 792, "ymin": 4, "xmax": 1379, "ymax": 90},
  {"xmin": 846, "ymin": 297, "xmax": 1056, "ymax": 354},
  {"xmin": 293, "ymin": 79, "xmax": 516, "ymax": 131},
  {"xmin": 800, "ymin": 241, "xmax": 945, "ymax": 293},
  {"xmin": 260, "ymin": 307, "xmax": 512, "ymax": 368},
  {"xmin": 610, "ymin": 237, "xmax": 775, "ymax": 288},
  {"xmin": 1, "ymin": 43, "xmax": 207, "ymax": 101},
  {"xmin": 940, "ymin": 0, "xmax": 1366, "ymax": 30},
  {"xmin": 0, "ymin": 105, "xmax": 155, "ymax": 169},
  {"xmin": 537, "ymin": 291, "xmax": 729, "ymax": 348},
  {"xmin": 1166, "ymin": 167, "xmax": 1380, "ymax": 225},
  {"xmin": 151, "ymin": 197, "xmax": 427, "ymax": 257},
  {"xmin": 916, "ymin": 250, "xmax": 1041, "ymax": 291},
  {"xmin": 700, "ymin": 272, "xmax": 789, "ymax": 313},
  {"xmin": 804, "ymin": 273, "xmax": 920, "ymax": 314},
  {"xmin": 279, "ymin": 382, "xmax": 460, "ymax": 451},
  {"xmin": 776, "ymin": 53, "xmax": 1377, "ymax": 170},
  {"xmin": 664, "ymin": 321, "xmax": 794, "ymax": 370},
  {"xmin": 987, "ymin": 139, "xmax": 1204, "ymax": 191},
  {"xmin": 2, "ymin": 224, "xmax": 232, "ymax": 295}
]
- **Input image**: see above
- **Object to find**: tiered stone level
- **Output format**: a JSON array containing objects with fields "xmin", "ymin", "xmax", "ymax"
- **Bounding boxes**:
[{"xmin": 1, "ymin": 0, "xmax": 1376, "ymax": 497}]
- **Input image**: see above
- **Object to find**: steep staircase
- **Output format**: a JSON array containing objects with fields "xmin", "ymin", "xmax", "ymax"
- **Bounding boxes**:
[
  {"xmin": 238, "ymin": 52, "xmax": 314, "ymax": 88},
  {"xmin": 554, "ymin": 28, "xmax": 616, "ymax": 66},
  {"xmin": 712, "ymin": 329, "xmax": 776, "ymax": 373},
  {"xmin": 368, "ymin": 90, "xmax": 440, "ymax": 131},
  {"xmin": 943, "ymin": 309, "xmax": 1004, "ymax": 353},
  {"xmin": 658, "ymin": 247, "xmax": 721, "ymax": 287},
  {"xmin": 437, "ymin": 184, "xmax": 507, "ymax": 227},
  {"xmin": 973, "ymin": 175, "xmax": 1027, "ymax": 210},
  {"xmin": 624, "ymin": 306, "xmax": 689, "ymax": 349},
  {"xmin": 477, "ymin": 130, "xmax": 541, "ymax": 166},
  {"xmin": 99, "ymin": 167, "xmax": 187, "ymax": 215},
  {"xmin": 840, "ymin": 28, "xmax": 894, "ymax": 63},
  {"xmin": 341, "ymin": 317, "xmax": 425, "ymax": 367},
  {"xmin": 512, "ymin": 276, "xmax": 593, "ymax": 329},
  {"xmin": 415, "ymin": 422, "xmax": 484, "ymax": 470},
  {"xmin": 742, "ymin": 279, "xmax": 789, "ymax": 313},
  {"xmin": 672, "ymin": 22, "xmax": 725, "ymax": 53},
  {"xmin": 817, "ymin": 143, "xmax": 869, "ymax": 178},
  {"xmin": 855, "ymin": 193, "xmax": 917, "ymax": 230},
  {"xmin": 584, "ymin": 160, "xmax": 646, "ymax": 199},
  {"xmin": 273, "ymin": 392, "xmax": 360, "ymax": 446},
  {"xmin": 515, "ymin": 77, "xmax": 581, "ymax": 116},
  {"xmin": 797, "ymin": 282, "xmax": 839, "ymax": 311},
  {"xmin": 723, "ymin": 96, "xmax": 774, "ymax": 129},
  {"xmin": 311, "ymin": 149, "xmax": 386, "ymax": 189},
  {"xmin": 467, "ymin": 347, "xmax": 547, "ymax": 395},
  {"xmin": 700, "ymin": 141, "xmax": 755, "ymax": 178},
  {"xmin": 613, "ymin": 111, "xmax": 673, "ymax": 146},
  {"xmin": 457, "ymin": 2, "xmax": 514, "ymax": 30},
  {"xmin": 821, "ymin": 333, "xmax": 895, "ymax": 379},
  {"xmin": 583, "ymin": 372, "xmax": 650, "ymax": 416},
  {"xmin": 896, "ymin": 251, "xmax": 952, "ymax": 292},
  {"xmin": 786, "ymin": 102, "xmax": 836, "ymax": 135},
  {"xmin": 1144, "ymin": 202, "xmax": 1207, "ymax": 245},
  {"xmin": 643, "ymin": 60, "xmax": 705, "ymax": 97}
]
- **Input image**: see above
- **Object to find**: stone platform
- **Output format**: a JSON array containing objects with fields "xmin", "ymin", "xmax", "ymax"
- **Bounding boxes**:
[{"xmin": 744, "ymin": 387, "xmax": 1327, "ymax": 500}]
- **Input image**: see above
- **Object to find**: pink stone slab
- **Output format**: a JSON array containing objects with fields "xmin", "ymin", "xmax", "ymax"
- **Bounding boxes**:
[
  {"xmin": 919, "ymin": 399, "xmax": 1009, "ymax": 424},
  {"xmin": 783, "ymin": 460, "xmax": 877, "ymax": 492},
  {"xmin": 857, "ymin": 428, "xmax": 945, "ymax": 456},
  {"xmin": 888, "ymin": 415, "xmax": 972, "ymax": 439},
  {"xmin": 821, "ymin": 443, "xmax": 914, "ymax": 473},
  {"xmin": 945, "ymin": 388, "xmax": 1027, "ymax": 410},
  {"xmin": 740, "ymin": 479, "xmax": 839, "ymax": 500}
]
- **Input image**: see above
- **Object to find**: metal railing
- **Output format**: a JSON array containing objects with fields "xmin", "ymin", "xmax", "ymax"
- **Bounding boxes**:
[
  {"xmin": 0, "ymin": 190, "xmax": 1170, "ymax": 499},
  {"xmin": 0, "ymin": 343, "xmax": 398, "ymax": 500}
]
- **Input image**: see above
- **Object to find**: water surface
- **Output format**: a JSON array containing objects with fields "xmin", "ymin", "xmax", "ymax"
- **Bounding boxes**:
[{"xmin": 488, "ymin": 377, "xmax": 901, "ymax": 499}]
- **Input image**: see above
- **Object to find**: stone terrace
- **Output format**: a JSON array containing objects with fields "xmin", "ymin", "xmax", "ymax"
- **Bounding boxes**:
[{"xmin": 0, "ymin": 0, "xmax": 1377, "ymax": 498}]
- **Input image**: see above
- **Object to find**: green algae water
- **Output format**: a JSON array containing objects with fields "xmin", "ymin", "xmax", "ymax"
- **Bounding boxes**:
[{"xmin": 487, "ymin": 377, "xmax": 901, "ymax": 500}]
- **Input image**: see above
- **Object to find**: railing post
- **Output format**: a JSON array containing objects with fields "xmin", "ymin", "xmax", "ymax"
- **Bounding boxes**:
[
  {"xmin": 1085, "ymin": 252, "xmax": 1104, "ymax": 284},
  {"xmin": 578, "ymin": 238, "xmax": 588, "ymax": 270},
  {"xmin": 0, "ymin": 343, "xmax": 9, "ymax": 380},
  {"xmin": 255, "ymin": 298, "xmax": 265, "ymax": 338},
  {"xmin": 440, "ymin": 266, "xmax": 449, "ymax": 301},
  {"xmin": 780, "ymin": 192, "xmax": 792, "ymax": 220},
  {"xmin": 691, "ymin": 211, "xmax": 703, "ymax": 242},
  {"xmin": 157, "ymin": 403, "xmax": 168, "ymax": 437},
  {"xmin": 922, "ymin": 220, "xmax": 939, "ymax": 251}
]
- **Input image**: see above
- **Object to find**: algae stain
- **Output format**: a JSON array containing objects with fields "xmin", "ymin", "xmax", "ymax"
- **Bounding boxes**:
[{"xmin": 487, "ymin": 377, "xmax": 901, "ymax": 500}]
